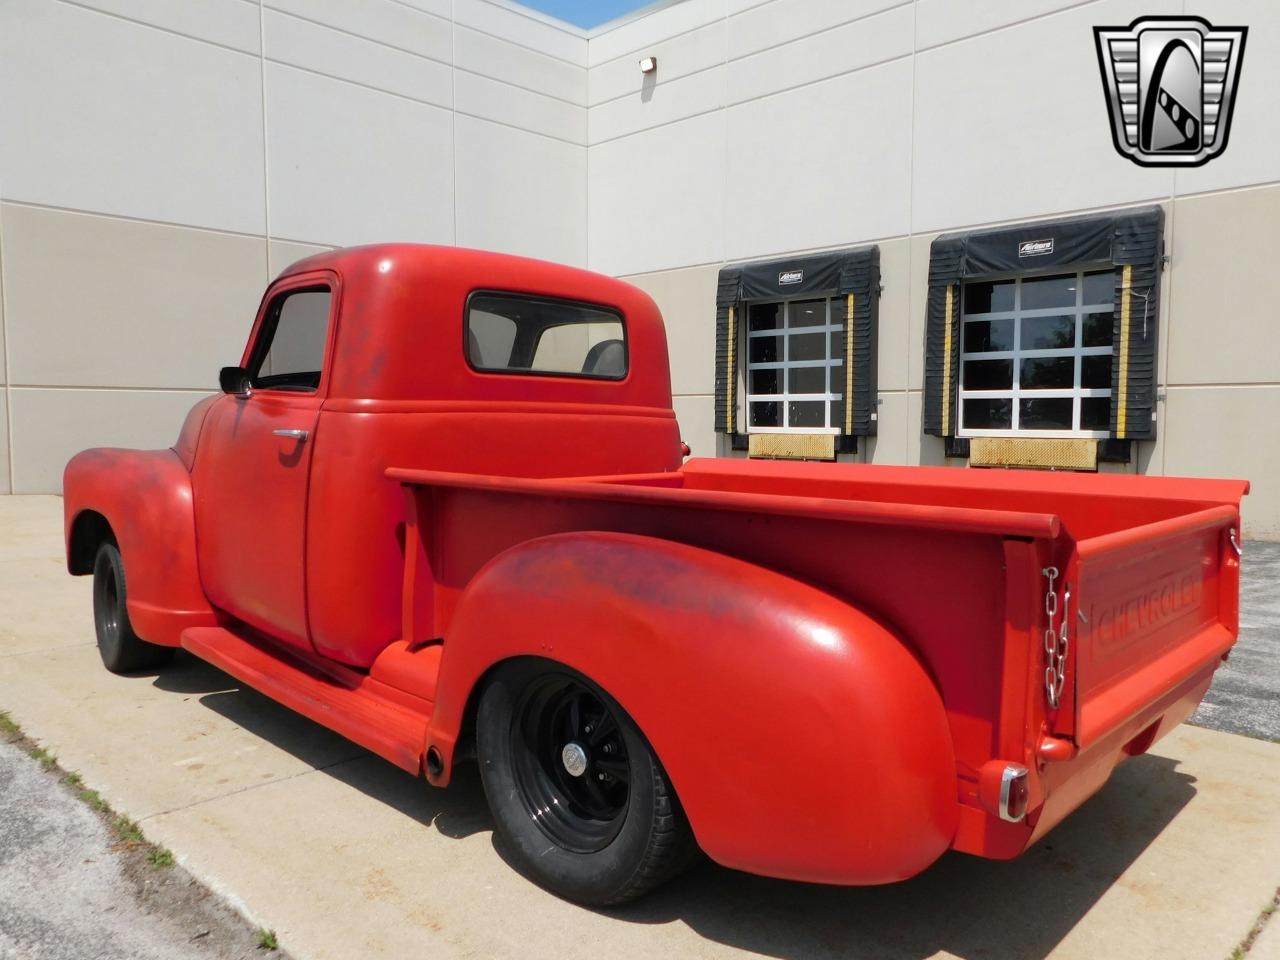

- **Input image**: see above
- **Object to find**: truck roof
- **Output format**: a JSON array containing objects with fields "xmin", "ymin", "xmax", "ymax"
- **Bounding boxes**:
[{"xmin": 268, "ymin": 244, "xmax": 674, "ymax": 409}]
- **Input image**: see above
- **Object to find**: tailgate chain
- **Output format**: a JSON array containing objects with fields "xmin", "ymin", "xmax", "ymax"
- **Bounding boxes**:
[{"xmin": 1041, "ymin": 566, "xmax": 1069, "ymax": 710}]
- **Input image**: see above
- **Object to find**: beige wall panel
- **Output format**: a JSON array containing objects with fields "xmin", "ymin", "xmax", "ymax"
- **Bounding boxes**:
[
  {"xmin": 587, "ymin": 110, "xmax": 726, "ymax": 276},
  {"xmin": 1162, "ymin": 386, "xmax": 1280, "ymax": 540},
  {"xmin": 71, "ymin": 0, "xmax": 262, "ymax": 54},
  {"xmin": 9, "ymin": 388, "xmax": 210, "ymax": 494},
  {"xmin": 724, "ymin": 4, "xmax": 913, "ymax": 107},
  {"xmin": 1176, "ymin": 0, "xmax": 1280, "ymax": 197},
  {"xmin": 672, "ymin": 394, "xmax": 716, "ymax": 460},
  {"xmin": 588, "ymin": 20, "xmax": 724, "ymax": 107},
  {"xmin": 455, "ymin": 116, "xmax": 586, "ymax": 265},
  {"xmin": 727, "ymin": 0, "xmax": 905, "ymax": 61},
  {"xmin": 906, "ymin": 232, "xmax": 937, "ymax": 392},
  {"xmin": 725, "ymin": 59, "xmax": 913, "ymax": 262},
  {"xmin": 268, "ymin": 240, "xmax": 333, "ymax": 279},
  {"xmin": 0, "ymin": 393, "xmax": 10, "ymax": 493},
  {"xmin": 911, "ymin": 0, "xmax": 1173, "ymax": 234},
  {"xmin": 455, "ymin": 26, "xmax": 586, "ymax": 105},
  {"xmin": 265, "ymin": 0, "xmax": 453, "ymax": 64},
  {"xmin": 621, "ymin": 264, "xmax": 719, "ymax": 397},
  {"xmin": 866, "ymin": 391, "xmax": 908, "ymax": 465},
  {"xmin": 0, "ymin": 236, "xmax": 7, "ymax": 385},
  {"xmin": 1168, "ymin": 186, "xmax": 1280, "ymax": 385},
  {"xmin": 0, "ymin": 0, "xmax": 266, "ymax": 236},
  {"xmin": 263, "ymin": 9, "xmax": 453, "ymax": 109},
  {"xmin": 914, "ymin": 0, "xmax": 1092, "ymax": 51},
  {"xmin": 588, "ymin": 65, "xmax": 724, "ymax": 145},
  {"xmin": 1, "ymin": 205, "xmax": 268, "ymax": 390},
  {"xmin": 876, "ymin": 237, "xmax": 909, "ymax": 393}
]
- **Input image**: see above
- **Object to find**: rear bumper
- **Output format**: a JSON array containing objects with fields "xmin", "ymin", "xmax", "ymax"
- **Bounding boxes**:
[{"xmin": 952, "ymin": 657, "xmax": 1220, "ymax": 860}]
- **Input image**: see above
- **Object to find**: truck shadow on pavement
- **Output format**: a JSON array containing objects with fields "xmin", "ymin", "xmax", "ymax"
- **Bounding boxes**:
[{"xmin": 153, "ymin": 652, "xmax": 1198, "ymax": 960}]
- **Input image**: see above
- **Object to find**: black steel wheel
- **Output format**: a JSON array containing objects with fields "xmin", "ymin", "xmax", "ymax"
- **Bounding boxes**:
[
  {"xmin": 476, "ymin": 659, "xmax": 696, "ymax": 905},
  {"xmin": 92, "ymin": 542, "xmax": 174, "ymax": 674}
]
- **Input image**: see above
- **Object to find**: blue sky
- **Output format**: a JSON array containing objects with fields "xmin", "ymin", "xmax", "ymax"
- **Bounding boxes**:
[{"xmin": 517, "ymin": 0, "xmax": 653, "ymax": 28}]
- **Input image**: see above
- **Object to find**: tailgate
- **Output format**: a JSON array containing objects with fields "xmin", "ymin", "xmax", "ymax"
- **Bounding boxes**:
[{"xmin": 1067, "ymin": 504, "xmax": 1240, "ymax": 747}]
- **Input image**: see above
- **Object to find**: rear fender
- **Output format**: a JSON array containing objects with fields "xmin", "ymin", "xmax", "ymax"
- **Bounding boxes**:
[
  {"xmin": 64, "ymin": 448, "xmax": 216, "ymax": 646},
  {"xmin": 427, "ymin": 531, "xmax": 957, "ymax": 886}
]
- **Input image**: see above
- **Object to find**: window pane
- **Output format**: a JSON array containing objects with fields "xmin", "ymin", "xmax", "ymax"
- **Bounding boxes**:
[
  {"xmin": 790, "ymin": 299, "xmax": 826, "ymax": 327},
  {"xmin": 830, "ymin": 399, "xmax": 845, "ymax": 432},
  {"xmin": 1020, "ymin": 356, "xmax": 1075, "ymax": 389},
  {"xmin": 963, "ymin": 319, "xmax": 1014, "ymax": 353},
  {"xmin": 468, "ymin": 309, "xmax": 516, "ymax": 368},
  {"xmin": 1081, "ymin": 354, "xmax": 1112, "ymax": 389},
  {"xmin": 532, "ymin": 321, "xmax": 626, "ymax": 376},
  {"xmin": 1019, "ymin": 397, "xmax": 1073, "ymax": 430},
  {"xmin": 1083, "ymin": 312, "xmax": 1114, "ymax": 347},
  {"xmin": 1021, "ymin": 274, "xmax": 1076, "ymax": 310},
  {"xmin": 1081, "ymin": 396, "xmax": 1111, "ymax": 431},
  {"xmin": 788, "ymin": 365, "xmax": 826, "ymax": 394},
  {"xmin": 1082, "ymin": 270, "xmax": 1114, "ymax": 306},
  {"xmin": 788, "ymin": 400, "xmax": 825, "ymax": 428},
  {"xmin": 789, "ymin": 332, "xmax": 827, "ymax": 362},
  {"xmin": 749, "ymin": 303, "xmax": 782, "ymax": 331},
  {"xmin": 750, "ymin": 402, "xmax": 780, "ymax": 427},
  {"xmin": 468, "ymin": 294, "xmax": 626, "ymax": 378},
  {"xmin": 1020, "ymin": 315, "xmax": 1075, "ymax": 350},
  {"xmin": 964, "ymin": 280, "xmax": 1014, "ymax": 314},
  {"xmin": 963, "ymin": 398, "xmax": 1012, "ymax": 430},
  {"xmin": 749, "ymin": 368, "xmax": 779, "ymax": 395},
  {"xmin": 749, "ymin": 335, "xmax": 781, "ymax": 363},
  {"xmin": 257, "ymin": 289, "xmax": 331, "ymax": 388},
  {"xmin": 963, "ymin": 358, "xmax": 1013, "ymax": 390}
]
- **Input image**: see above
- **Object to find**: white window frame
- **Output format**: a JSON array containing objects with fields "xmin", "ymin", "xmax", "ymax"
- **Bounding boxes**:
[
  {"xmin": 957, "ymin": 267, "xmax": 1114, "ymax": 440},
  {"xmin": 743, "ymin": 296, "xmax": 843, "ymax": 435}
]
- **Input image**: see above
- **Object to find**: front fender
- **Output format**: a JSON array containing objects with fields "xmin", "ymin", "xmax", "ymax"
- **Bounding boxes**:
[
  {"xmin": 64, "ymin": 447, "xmax": 216, "ymax": 646},
  {"xmin": 428, "ymin": 531, "xmax": 957, "ymax": 886}
]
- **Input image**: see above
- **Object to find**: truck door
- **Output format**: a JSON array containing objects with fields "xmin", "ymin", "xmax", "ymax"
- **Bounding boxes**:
[{"xmin": 193, "ymin": 273, "xmax": 337, "ymax": 653}]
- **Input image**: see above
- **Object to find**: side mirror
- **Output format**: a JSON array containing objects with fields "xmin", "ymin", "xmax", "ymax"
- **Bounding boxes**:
[{"xmin": 219, "ymin": 366, "xmax": 252, "ymax": 397}]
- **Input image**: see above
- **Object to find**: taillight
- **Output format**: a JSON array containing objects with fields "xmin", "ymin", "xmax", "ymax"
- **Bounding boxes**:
[{"xmin": 999, "ymin": 764, "xmax": 1030, "ymax": 822}]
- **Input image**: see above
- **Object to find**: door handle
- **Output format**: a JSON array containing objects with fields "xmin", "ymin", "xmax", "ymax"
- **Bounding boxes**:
[{"xmin": 272, "ymin": 428, "xmax": 309, "ymax": 442}]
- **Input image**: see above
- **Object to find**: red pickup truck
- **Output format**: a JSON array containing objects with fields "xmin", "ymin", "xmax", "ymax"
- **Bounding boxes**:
[{"xmin": 64, "ymin": 245, "xmax": 1247, "ymax": 905}]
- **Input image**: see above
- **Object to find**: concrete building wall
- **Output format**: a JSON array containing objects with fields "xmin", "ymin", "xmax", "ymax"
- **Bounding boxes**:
[
  {"xmin": 2, "ymin": 0, "xmax": 1278, "ymax": 537},
  {"xmin": 0, "ymin": 0, "xmax": 587, "ymax": 494},
  {"xmin": 591, "ymin": 0, "xmax": 1280, "ymax": 538}
]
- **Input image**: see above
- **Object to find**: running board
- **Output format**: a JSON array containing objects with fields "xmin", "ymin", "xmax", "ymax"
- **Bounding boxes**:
[{"xmin": 181, "ymin": 626, "xmax": 428, "ymax": 774}]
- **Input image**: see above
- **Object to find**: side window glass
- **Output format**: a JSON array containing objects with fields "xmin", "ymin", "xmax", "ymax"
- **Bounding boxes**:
[{"xmin": 251, "ymin": 288, "xmax": 331, "ymax": 392}]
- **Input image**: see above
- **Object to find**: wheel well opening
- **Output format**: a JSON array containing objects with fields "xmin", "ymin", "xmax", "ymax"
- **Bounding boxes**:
[{"xmin": 68, "ymin": 511, "xmax": 114, "ymax": 575}]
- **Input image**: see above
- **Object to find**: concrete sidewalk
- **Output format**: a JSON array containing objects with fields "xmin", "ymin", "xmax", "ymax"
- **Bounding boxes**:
[{"xmin": 1, "ymin": 494, "xmax": 1278, "ymax": 960}]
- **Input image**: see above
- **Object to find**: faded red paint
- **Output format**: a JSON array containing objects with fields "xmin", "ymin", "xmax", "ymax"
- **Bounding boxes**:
[{"xmin": 63, "ymin": 244, "xmax": 1248, "ymax": 888}]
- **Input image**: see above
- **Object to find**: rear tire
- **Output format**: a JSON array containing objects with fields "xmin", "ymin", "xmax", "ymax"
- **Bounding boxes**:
[
  {"xmin": 476, "ymin": 660, "xmax": 696, "ymax": 906},
  {"xmin": 92, "ymin": 542, "xmax": 174, "ymax": 674}
]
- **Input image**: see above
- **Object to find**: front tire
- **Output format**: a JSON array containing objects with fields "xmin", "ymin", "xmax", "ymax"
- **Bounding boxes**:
[
  {"xmin": 92, "ymin": 542, "xmax": 174, "ymax": 674},
  {"xmin": 476, "ymin": 660, "xmax": 695, "ymax": 905}
]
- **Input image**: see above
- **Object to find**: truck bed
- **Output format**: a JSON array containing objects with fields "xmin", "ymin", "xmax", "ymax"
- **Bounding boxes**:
[{"xmin": 389, "ymin": 458, "xmax": 1246, "ymax": 854}]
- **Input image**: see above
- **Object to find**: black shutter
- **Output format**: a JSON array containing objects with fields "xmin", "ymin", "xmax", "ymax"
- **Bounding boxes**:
[
  {"xmin": 923, "ymin": 238, "xmax": 964, "ymax": 436},
  {"xmin": 1110, "ymin": 208, "xmax": 1164, "ymax": 440},
  {"xmin": 713, "ymin": 268, "xmax": 742, "ymax": 434},
  {"xmin": 835, "ymin": 249, "xmax": 879, "ymax": 436}
]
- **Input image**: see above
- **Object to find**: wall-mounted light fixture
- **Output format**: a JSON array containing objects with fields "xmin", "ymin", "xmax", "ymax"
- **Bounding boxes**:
[{"xmin": 638, "ymin": 56, "xmax": 657, "ymax": 74}]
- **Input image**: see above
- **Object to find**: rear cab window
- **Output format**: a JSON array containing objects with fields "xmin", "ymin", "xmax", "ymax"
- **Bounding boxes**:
[{"xmin": 466, "ymin": 293, "xmax": 626, "ymax": 380}]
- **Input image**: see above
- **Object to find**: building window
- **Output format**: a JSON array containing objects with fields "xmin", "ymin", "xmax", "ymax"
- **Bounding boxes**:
[
  {"xmin": 958, "ymin": 269, "xmax": 1114, "ymax": 438},
  {"xmin": 745, "ymin": 297, "xmax": 843, "ymax": 434}
]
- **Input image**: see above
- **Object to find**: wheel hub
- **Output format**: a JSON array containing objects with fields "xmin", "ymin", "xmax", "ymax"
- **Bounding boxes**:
[{"xmin": 561, "ymin": 741, "xmax": 588, "ymax": 777}]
